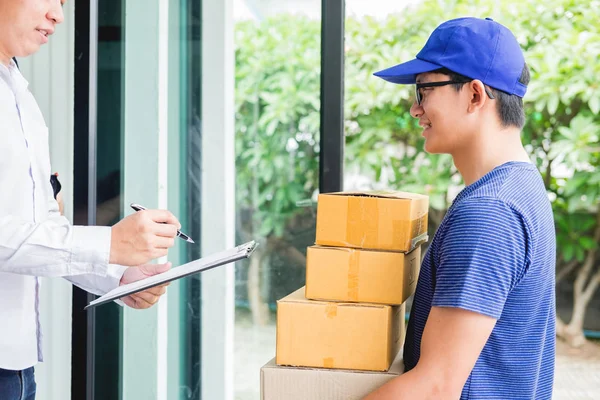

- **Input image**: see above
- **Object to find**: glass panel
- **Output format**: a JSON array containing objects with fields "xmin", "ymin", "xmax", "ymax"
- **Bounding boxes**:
[
  {"xmin": 93, "ymin": 0, "xmax": 203, "ymax": 398},
  {"xmin": 94, "ymin": 2, "xmax": 125, "ymax": 398},
  {"xmin": 171, "ymin": 0, "xmax": 203, "ymax": 398},
  {"xmin": 233, "ymin": 1, "xmax": 321, "ymax": 399}
]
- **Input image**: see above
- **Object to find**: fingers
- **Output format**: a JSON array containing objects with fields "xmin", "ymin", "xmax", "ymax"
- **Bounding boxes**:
[
  {"xmin": 142, "ymin": 285, "xmax": 168, "ymax": 297},
  {"xmin": 139, "ymin": 262, "xmax": 171, "ymax": 276},
  {"xmin": 110, "ymin": 209, "xmax": 181, "ymax": 266},
  {"xmin": 150, "ymin": 248, "xmax": 168, "ymax": 260},
  {"xmin": 152, "ymin": 236, "xmax": 175, "ymax": 250},
  {"xmin": 121, "ymin": 263, "xmax": 170, "ymax": 309},
  {"xmin": 133, "ymin": 291, "xmax": 159, "ymax": 305},
  {"xmin": 146, "ymin": 209, "xmax": 181, "ymax": 229},
  {"xmin": 110, "ymin": 215, "xmax": 150, "ymax": 266},
  {"xmin": 123, "ymin": 285, "xmax": 168, "ymax": 309},
  {"xmin": 155, "ymin": 223, "xmax": 178, "ymax": 238},
  {"xmin": 124, "ymin": 294, "xmax": 154, "ymax": 309},
  {"xmin": 136, "ymin": 210, "xmax": 179, "ymax": 237},
  {"xmin": 121, "ymin": 296, "xmax": 137, "ymax": 308}
]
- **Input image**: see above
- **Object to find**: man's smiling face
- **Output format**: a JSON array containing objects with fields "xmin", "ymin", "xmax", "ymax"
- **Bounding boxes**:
[
  {"xmin": 410, "ymin": 71, "xmax": 473, "ymax": 155},
  {"xmin": 0, "ymin": 0, "xmax": 66, "ymax": 64}
]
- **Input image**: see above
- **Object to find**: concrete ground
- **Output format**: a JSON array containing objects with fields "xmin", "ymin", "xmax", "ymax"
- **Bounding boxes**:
[
  {"xmin": 234, "ymin": 309, "xmax": 600, "ymax": 400},
  {"xmin": 553, "ymin": 339, "xmax": 600, "ymax": 399}
]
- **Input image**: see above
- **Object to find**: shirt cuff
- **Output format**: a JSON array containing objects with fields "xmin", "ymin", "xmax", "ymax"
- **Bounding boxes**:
[
  {"xmin": 107, "ymin": 265, "xmax": 127, "ymax": 307},
  {"xmin": 103, "ymin": 264, "xmax": 128, "ymax": 293},
  {"xmin": 64, "ymin": 264, "xmax": 127, "ymax": 297},
  {"xmin": 71, "ymin": 226, "xmax": 112, "ymax": 267}
]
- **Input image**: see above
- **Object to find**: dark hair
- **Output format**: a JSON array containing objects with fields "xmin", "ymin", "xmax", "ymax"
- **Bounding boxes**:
[{"xmin": 434, "ymin": 65, "xmax": 530, "ymax": 129}]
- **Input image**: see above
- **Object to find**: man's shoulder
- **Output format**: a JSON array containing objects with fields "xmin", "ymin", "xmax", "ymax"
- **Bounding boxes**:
[
  {"xmin": 456, "ymin": 163, "xmax": 547, "ymax": 221},
  {"xmin": 439, "ymin": 196, "xmax": 528, "ymax": 252},
  {"xmin": 469, "ymin": 162, "xmax": 541, "ymax": 198},
  {"xmin": 448, "ymin": 196, "xmax": 521, "ymax": 224}
]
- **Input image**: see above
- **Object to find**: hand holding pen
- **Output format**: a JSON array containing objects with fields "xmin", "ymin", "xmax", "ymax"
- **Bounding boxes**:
[
  {"xmin": 130, "ymin": 203, "xmax": 195, "ymax": 243},
  {"xmin": 109, "ymin": 206, "xmax": 182, "ymax": 266}
]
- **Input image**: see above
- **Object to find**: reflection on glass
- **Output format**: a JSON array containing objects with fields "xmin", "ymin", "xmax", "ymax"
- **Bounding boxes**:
[{"xmin": 233, "ymin": 1, "xmax": 321, "ymax": 398}]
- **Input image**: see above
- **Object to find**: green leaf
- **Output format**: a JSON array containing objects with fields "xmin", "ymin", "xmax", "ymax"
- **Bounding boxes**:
[
  {"xmin": 547, "ymin": 93, "xmax": 560, "ymax": 115},
  {"xmin": 589, "ymin": 95, "xmax": 600, "ymax": 115},
  {"xmin": 580, "ymin": 237, "xmax": 597, "ymax": 250},
  {"xmin": 575, "ymin": 246, "xmax": 586, "ymax": 263},
  {"xmin": 564, "ymin": 174, "xmax": 588, "ymax": 196},
  {"xmin": 563, "ymin": 245, "xmax": 574, "ymax": 262},
  {"xmin": 258, "ymin": 217, "xmax": 274, "ymax": 237},
  {"xmin": 580, "ymin": 218, "xmax": 597, "ymax": 232}
]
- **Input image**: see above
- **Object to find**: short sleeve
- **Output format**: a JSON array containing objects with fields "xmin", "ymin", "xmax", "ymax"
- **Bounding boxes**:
[{"xmin": 432, "ymin": 199, "xmax": 528, "ymax": 319}]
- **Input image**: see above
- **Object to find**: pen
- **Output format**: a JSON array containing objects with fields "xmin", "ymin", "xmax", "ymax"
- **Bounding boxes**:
[{"xmin": 130, "ymin": 203, "xmax": 195, "ymax": 244}]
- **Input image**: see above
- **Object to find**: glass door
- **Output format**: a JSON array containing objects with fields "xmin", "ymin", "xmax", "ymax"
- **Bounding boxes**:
[{"xmin": 74, "ymin": 0, "xmax": 206, "ymax": 398}]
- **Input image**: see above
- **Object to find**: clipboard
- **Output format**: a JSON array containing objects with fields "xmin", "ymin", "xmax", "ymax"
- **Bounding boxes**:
[{"xmin": 85, "ymin": 240, "xmax": 258, "ymax": 309}]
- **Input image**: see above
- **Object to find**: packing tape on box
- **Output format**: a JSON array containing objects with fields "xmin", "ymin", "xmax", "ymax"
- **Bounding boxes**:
[
  {"xmin": 325, "ymin": 303, "xmax": 337, "ymax": 318},
  {"xmin": 342, "ymin": 195, "xmax": 427, "ymax": 250},
  {"xmin": 346, "ymin": 196, "xmax": 378, "ymax": 248},
  {"xmin": 412, "ymin": 214, "xmax": 428, "ymax": 238},
  {"xmin": 347, "ymin": 250, "xmax": 360, "ymax": 301},
  {"xmin": 410, "ymin": 232, "xmax": 429, "ymax": 250},
  {"xmin": 323, "ymin": 357, "xmax": 334, "ymax": 368}
]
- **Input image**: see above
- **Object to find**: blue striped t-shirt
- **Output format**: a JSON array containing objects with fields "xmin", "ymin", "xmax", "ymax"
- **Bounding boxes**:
[{"xmin": 404, "ymin": 161, "xmax": 556, "ymax": 399}]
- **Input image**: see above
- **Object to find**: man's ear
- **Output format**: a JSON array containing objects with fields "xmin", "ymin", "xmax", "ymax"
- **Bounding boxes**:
[{"xmin": 466, "ymin": 80, "xmax": 488, "ymax": 113}]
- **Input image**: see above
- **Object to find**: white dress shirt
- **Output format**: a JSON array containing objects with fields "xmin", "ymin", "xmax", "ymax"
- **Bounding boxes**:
[{"xmin": 0, "ymin": 60, "xmax": 127, "ymax": 370}]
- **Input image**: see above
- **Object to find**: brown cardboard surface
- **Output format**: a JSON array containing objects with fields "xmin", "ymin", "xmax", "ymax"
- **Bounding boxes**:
[
  {"xmin": 276, "ymin": 287, "xmax": 406, "ymax": 372},
  {"xmin": 306, "ymin": 245, "xmax": 421, "ymax": 305},
  {"xmin": 315, "ymin": 191, "xmax": 429, "ymax": 252},
  {"xmin": 261, "ymin": 352, "xmax": 404, "ymax": 400}
]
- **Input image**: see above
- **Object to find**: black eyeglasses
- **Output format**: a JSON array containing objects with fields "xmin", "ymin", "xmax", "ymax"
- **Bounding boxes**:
[{"xmin": 415, "ymin": 80, "xmax": 496, "ymax": 105}]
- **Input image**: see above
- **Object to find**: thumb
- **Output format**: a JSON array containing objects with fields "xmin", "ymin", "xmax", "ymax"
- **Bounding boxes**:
[{"xmin": 140, "ymin": 262, "xmax": 172, "ymax": 276}]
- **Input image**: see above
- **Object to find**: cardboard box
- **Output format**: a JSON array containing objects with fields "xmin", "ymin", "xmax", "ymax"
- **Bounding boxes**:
[
  {"xmin": 261, "ymin": 353, "xmax": 404, "ymax": 400},
  {"xmin": 306, "ymin": 245, "xmax": 421, "ymax": 305},
  {"xmin": 315, "ymin": 191, "xmax": 429, "ymax": 252},
  {"xmin": 276, "ymin": 287, "xmax": 406, "ymax": 371}
]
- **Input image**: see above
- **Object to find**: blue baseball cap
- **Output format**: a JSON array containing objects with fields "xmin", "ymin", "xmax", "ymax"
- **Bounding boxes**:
[{"xmin": 373, "ymin": 17, "xmax": 527, "ymax": 97}]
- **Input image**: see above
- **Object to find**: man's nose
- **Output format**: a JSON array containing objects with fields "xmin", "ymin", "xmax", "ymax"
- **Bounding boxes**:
[
  {"xmin": 48, "ymin": 2, "xmax": 65, "ymax": 25},
  {"xmin": 410, "ymin": 101, "xmax": 423, "ymax": 119}
]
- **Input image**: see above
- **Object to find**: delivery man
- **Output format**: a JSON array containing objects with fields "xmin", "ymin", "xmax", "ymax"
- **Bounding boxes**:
[{"xmin": 364, "ymin": 17, "xmax": 555, "ymax": 400}]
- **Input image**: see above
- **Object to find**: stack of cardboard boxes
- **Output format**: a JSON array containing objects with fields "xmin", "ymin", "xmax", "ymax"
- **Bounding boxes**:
[{"xmin": 261, "ymin": 191, "xmax": 429, "ymax": 400}]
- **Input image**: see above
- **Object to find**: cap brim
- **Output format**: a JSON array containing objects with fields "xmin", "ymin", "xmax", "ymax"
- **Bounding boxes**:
[{"xmin": 373, "ymin": 58, "xmax": 442, "ymax": 84}]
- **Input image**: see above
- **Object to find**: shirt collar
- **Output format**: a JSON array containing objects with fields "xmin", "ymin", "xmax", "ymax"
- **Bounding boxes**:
[{"xmin": 0, "ymin": 58, "xmax": 29, "ymax": 92}]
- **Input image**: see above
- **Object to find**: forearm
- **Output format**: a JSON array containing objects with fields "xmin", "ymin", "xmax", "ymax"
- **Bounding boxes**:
[
  {"xmin": 366, "ymin": 306, "xmax": 496, "ymax": 400},
  {"xmin": 0, "ymin": 214, "xmax": 112, "ymax": 277},
  {"xmin": 363, "ymin": 366, "xmax": 453, "ymax": 400}
]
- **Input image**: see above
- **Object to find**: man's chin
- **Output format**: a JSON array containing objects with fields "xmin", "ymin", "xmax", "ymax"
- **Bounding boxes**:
[
  {"xmin": 423, "ymin": 140, "xmax": 443, "ymax": 154},
  {"xmin": 15, "ymin": 44, "xmax": 41, "ymax": 59},
  {"xmin": 424, "ymin": 144, "xmax": 452, "ymax": 155}
]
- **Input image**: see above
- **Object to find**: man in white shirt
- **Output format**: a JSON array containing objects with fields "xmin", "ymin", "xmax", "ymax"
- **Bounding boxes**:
[{"xmin": 0, "ymin": 1, "xmax": 180, "ymax": 398}]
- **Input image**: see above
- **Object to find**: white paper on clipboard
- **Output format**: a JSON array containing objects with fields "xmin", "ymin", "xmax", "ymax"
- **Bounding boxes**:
[{"xmin": 85, "ymin": 240, "xmax": 258, "ymax": 309}]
